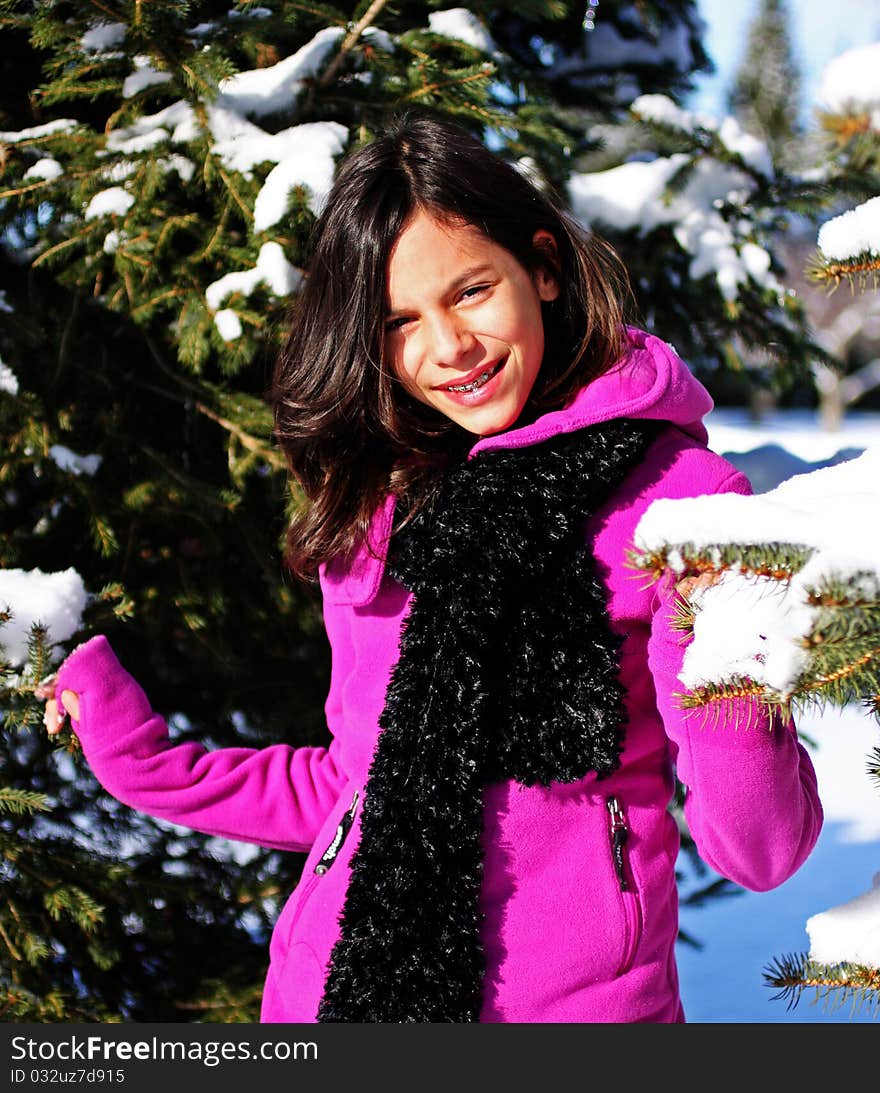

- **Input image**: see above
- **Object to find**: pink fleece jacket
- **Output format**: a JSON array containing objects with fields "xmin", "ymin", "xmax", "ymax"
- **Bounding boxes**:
[{"xmin": 55, "ymin": 329, "xmax": 823, "ymax": 1023}]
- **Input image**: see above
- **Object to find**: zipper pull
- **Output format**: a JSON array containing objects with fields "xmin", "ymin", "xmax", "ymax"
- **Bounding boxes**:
[
  {"xmin": 607, "ymin": 796, "xmax": 629, "ymax": 891},
  {"xmin": 314, "ymin": 791, "xmax": 360, "ymax": 875}
]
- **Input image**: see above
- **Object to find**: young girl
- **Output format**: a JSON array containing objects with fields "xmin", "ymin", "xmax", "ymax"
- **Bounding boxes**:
[{"xmin": 42, "ymin": 111, "xmax": 823, "ymax": 1023}]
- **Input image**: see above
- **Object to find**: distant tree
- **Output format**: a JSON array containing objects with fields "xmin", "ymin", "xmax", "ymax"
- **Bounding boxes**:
[{"xmin": 728, "ymin": 0, "xmax": 803, "ymax": 170}]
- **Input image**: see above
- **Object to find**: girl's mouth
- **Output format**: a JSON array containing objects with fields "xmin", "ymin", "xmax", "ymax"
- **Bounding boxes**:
[{"xmin": 443, "ymin": 358, "xmax": 505, "ymax": 393}]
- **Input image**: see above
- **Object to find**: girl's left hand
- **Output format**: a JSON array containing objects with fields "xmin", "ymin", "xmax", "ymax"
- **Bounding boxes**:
[
  {"xmin": 674, "ymin": 572, "xmax": 721, "ymax": 602},
  {"xmin": 34, "ymin": 674, "xmax": 80, "ymax": 736}
]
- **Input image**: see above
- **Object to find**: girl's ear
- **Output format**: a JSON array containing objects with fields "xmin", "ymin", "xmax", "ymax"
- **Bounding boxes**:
[{"xmin": 532, "ymin": 229, "xmax": 560, "ymax": 302}]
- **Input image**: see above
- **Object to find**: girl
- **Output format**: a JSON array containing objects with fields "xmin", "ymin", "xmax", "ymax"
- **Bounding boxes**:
[{"xmin": 41, "ymin": 111, "xmax": 823, "ymax": 1023}]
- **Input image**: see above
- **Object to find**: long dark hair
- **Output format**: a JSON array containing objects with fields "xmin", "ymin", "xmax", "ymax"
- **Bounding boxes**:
[{"xmin": 271, "ymin": 110, "xmax": 632, "ymax": 581}]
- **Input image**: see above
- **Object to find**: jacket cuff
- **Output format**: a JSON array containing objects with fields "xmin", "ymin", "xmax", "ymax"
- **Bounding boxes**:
[{"xmin": 54, "ymin": 635, "xmax": 154, "ymax": 755}]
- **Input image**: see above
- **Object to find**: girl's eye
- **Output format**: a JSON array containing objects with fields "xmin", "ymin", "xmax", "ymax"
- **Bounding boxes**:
[
  {"xmin": 461, "ymin": 284, "xmax": 489, "ymax": 300},
  {"xmin": 385, "ymin": 316, "xmax": 411, "ymax": 332}
]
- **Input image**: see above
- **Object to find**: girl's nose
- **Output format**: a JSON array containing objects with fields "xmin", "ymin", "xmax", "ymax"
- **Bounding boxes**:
[{"xmin": 424, "ymin": 312, "xmax": 474, "ymax": 366}]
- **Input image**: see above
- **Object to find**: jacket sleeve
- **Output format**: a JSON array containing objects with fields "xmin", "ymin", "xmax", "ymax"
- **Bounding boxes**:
[
  {"xmin": 646, "ymin": 470, "xmax": 824, "ymax": 893},
  {"xmin": 54, "ymin": 635, "xmax": 348, "ymax": 853}
]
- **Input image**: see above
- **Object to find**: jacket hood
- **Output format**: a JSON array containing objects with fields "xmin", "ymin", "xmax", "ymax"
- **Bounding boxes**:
[
  {"xmin": 320, "ymin": 328, "xmax": 713, "ymax": 606},
  {"xmin": 470, "ymin": 327, "xmax": 712, "ymax": 459}
]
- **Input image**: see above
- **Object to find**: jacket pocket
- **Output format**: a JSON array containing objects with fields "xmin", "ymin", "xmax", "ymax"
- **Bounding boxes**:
[
  {"xmin": 606, "ymin": 795, "xmax": 644, "ymax": 977},
  {"xmin": 287, "ymin": 789, "xmax": 360, "ymax": 940}
]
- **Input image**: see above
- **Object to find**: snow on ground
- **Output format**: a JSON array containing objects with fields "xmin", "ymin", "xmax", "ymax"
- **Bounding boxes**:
[
  {"xmin": 676, "ymin": 407, "xmax": 880, "ymax": 1022},
  {"xmin": 706, "ymin": 406, "xmax": 879, "ymax": 470}
]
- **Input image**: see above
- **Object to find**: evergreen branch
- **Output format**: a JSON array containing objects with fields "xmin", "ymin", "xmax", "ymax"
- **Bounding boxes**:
[
  {"xmin": 43, "ymin": 885, "xmax": 105, "ymax": 931},
  {"xmin": 180, "ymin": 62, "xmax": 221, "ymax": 103},
  {"xmin": 173, "ymin": 978, "xmax": 264, "ymax": 1022},
  {"xmin": 677, "ymin": 679, "xmax": 777, "ymax": 707},
  {"xmin": 96, "ymin": 582, "xmax": 135, "ymax": 620},
  {"xmin": 402, "ymin": 67, "xmax": 494, "ymax": 104},
  {"xmin": 627, "ymin": 541, "xmax": 813, "ymax": 581},
  {"xmin": 194, "ymin": 402, "xmax": 287, "ymax": 470},
  {"xmin": 123, "ymin": 267, "xmax": 138, "ymax": 308},
  {"xmin": 130, "ymin": 287, "xmax": 186, "ymax": 319},
  {"xmin": 669, "ymin": 592, "xmax": 695, "ymax": 633},
  {"xmin": 88, "ymin": 1, "xmax": 125, "ymax": 24},
  {"xmin": 0, "ymin": 788, "xmax": 51, "ymax": 815},
  {"xmin": 30, "ymin": 227, "xmax": 95, "ymax": 269},
  {"xmin": 764, "ymin": 951, "xmax": 880, "ymax": 1015},
  {"xmin": 807, "ymin": 584, "xmax": 880, "ymax": 610},
  {"xmin": 808, "ymin": 251, "xmax": 880, "ymax": 291},
  {"xmin": 676, "ymin": 683, "xmax": 792, "ymax": 732},
  {"xmin": 191, "ymin": 203, "xmax": 229, "ymax": 263},
  {"xmin": 285, "ymin": 2, "xmax": 348, "ymax": 21},
  {"xmin": 802, "ymin": 644, "xmax": 880, "ymax": 695},
  {"xmin": 678, "ymin": 876, "xmax": 743, "ymax": 910},
  {"xmin": 115, "ymin": 241, "xmax": 152, "ymax": 270},
  {"xmin": 0, "ymin": 918, "xmax": 22, "ymax": 962},
  {"xmin": 317, "ymin": 0, "xmax": 391, "ymax": 89},
  {"xmin": 817, "ymin": 109, "xmax": 873, "ymax": 144},
  {"xmin": 0, "ymin": 176, "xmax": 61, "ymax": 200},
  {"xmin": 217, "ymin": 169, "xmax": 254, "ymax": 222}
]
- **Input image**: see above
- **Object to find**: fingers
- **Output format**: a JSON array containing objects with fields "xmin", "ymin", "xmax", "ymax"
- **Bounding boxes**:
[
  {"xmin": 61, "ymin": 690, "xmax": 80, "ymax": 721},
  {"xmin": 675, "ymin": 572, "xmax": 721, "ymax": 600},
  {"xmin": 39, "ymin": 687, "xmax": 81, "ymax": 736},
  {"xmin": 34, "ymin": 673, "xmax": 58, "ymax": 700},
  {"xmin": 43, "ymin": 698, "xmax": 63, "ymax": 736}
]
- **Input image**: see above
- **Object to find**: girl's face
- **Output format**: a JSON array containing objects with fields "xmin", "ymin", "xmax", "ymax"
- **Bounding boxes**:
[{"xmin": 383, "ymin": 209, "xmax": 559, "ymax": 436}]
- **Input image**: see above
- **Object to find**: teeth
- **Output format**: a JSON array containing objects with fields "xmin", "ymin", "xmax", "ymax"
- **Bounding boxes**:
[{"xmin": 446, "ymin": 360, "xmax": 501, "ymax": 393}]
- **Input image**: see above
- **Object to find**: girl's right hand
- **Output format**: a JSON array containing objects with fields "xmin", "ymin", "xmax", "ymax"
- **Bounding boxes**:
[{"xmin": 34, "ymin": 674, "xmax": 80, "ymax": 736}]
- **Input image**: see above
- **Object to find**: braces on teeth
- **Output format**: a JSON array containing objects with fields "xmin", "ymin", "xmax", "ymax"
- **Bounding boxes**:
[{"xmin": 447, "ymin": 361, "xmax": 501, "ymax": 392}]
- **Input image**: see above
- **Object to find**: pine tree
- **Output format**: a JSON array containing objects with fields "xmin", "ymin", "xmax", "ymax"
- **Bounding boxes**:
[
  {"xmin": 0, "ymin": 1, "xmax": 869, "ymax": 1019},
  {"xmin": 728, "ymin": 0, "xmax": 802, "ymax": 171}
]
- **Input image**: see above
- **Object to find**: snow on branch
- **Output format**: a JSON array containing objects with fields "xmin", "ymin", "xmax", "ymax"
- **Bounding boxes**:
[
  {"xmin": 631, "ymin": 448, "xmax": 880, "ymax": 708},
  {"xmin": 817, "ymin": 42, "xmax": 880, "ymax": 124},
  {"xmin": 813, "ymin": 196, "xmax": 880, "ymax": 288},
  {"xmin": 0, "ymin": 568, "xmax": 88, "ymax": 668},
  {"xmin": 569, "ymin": 151, "xmax": 779, "ymax": 302},
  {"xmin": 807, "ymin": 873, "xmax": 880, "ymax": 969},
  {"xmin": 205, "ymin": 243, "xmax": 302, "ymax": 341}
]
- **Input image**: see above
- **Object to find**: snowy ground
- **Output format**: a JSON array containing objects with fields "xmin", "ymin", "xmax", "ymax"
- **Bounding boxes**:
[{"xmin": 675, "ymin": 406, "xmax": 880, "ymax": 1023}]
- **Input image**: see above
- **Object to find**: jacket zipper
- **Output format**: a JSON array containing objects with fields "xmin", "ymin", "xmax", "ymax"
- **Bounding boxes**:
[
  {"xmin": 314, "ymin": 790, "xmax": 360, "ymax": 875},
  {"xmin": 286, "ymin": 791, "xmax": 360, "ymax": 944},
  {"xmin": 607, "ymin": 795, "xmax": 642, "ymax": 976}
]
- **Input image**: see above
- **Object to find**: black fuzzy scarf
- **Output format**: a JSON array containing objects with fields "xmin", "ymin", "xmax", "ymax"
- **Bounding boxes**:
[{"xmin": 317, "ymin": 418, "xmax": 660, "ymax": 1022}]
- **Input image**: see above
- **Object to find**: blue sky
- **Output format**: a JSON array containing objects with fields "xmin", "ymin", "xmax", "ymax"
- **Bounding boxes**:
[{"xmin": 688, "ymin": 0, "xmax": 880, "ymax": 120}]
